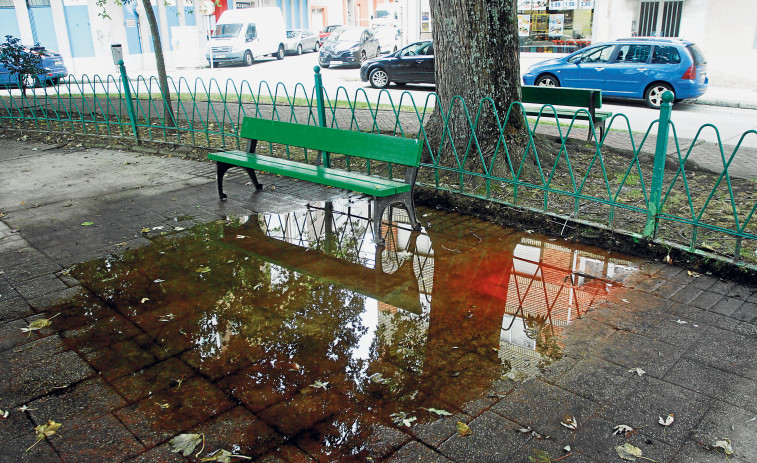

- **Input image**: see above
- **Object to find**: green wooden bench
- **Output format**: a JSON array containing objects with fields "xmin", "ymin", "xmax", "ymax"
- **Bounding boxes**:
[
  {"xmin": 521, "ymin": 85, "xmax": 612, "ymax": 141},
  {"xmin": 208, "ymin": 117, "xmax": 423, "ymax": 243}
]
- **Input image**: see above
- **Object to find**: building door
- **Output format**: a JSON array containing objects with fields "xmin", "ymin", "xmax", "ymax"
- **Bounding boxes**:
[
  {"xmin": 638, "ymin": 0, "xmax": 683, "ymax": 37},
  {"xmin": 27, "ymin": 0, "xmax": 59, "ymax": 50}
]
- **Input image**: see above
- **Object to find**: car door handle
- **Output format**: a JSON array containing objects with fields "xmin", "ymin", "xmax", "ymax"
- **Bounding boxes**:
[
  {"xmin": 595, "ymin": 67, "xmax": 604, "ymax": 71},
  {"xmin": 637, "ymin": 68, "xmax": 648, "ymax": 71},
  {"xmin": 416, "ymin": 60, "xmax": 423, "ymax": 63}
]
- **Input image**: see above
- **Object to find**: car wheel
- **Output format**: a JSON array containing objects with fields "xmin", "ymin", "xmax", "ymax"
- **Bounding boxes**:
[
  {"xmin": 276, "ymin": 45, "xmax": 285, "ymax": 60},
  {"xmin": 319, "ymin": 61, "xmax": 330, "ymax": 68},
  {"xmin": 536, "ymin": 74, "xmax": 560, "ymax": 87},
  {"xmin": 645, "ymin": 83, "xmax": 674, "ymax": 109},
  {"xmin": 243, "ymin": 51, "xmax": 254, "ymax": 66},
  {"xmin": 369, "ymin": 68, "xmax": 389, "ymax": 89},
  {"xmin": 360, "ymin": 50, "xmax": 367, "ymax": 64},
  {"xmin": 296, "ymin": 44, "xmax": 303, "ymax": 55}
]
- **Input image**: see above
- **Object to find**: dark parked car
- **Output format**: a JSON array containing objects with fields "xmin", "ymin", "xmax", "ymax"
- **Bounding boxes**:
[
  {"xmin": 0, "ymin": 46, "xmax": 67, "ymax": 88},
  {"xmin": 319, "ymin": 26, "xmax": 380, "ymax": 68},
  {"xmin": 360, "ymin": 40, "xmax": 434, "ymax": 89},
  {"xmin": 285, "ymin": 29, "xmax": 320, "ymax": 55},
  {"xmin": 521, "ymin": 37, "xmax": 708, "ymax": 108}
]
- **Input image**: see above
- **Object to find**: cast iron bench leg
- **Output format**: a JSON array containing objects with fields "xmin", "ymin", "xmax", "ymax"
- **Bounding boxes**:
[
  {"xmin": 216, "ymin": 162, "xmax": 263, "ymax": 201},
  {"xmin": 373, "ymin": 193, "xmax": 422, "ymax": 244}
]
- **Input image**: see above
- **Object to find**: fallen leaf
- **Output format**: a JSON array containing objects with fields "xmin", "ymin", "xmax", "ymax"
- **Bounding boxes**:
[
  {"xmin": 613, "ymin": 424, "xmax": 635, "ymax": 437},
  {"xmin": 711, "ymin": 438, "xmax": 734, "ymax": 455},
  {"xmin": 663, "ymin": 253, "xmax": 672, "ymax": 264},
  {"xmin": 528, "ymin": 449, "xmax": 551, "ymax": 462},
  {"xmin": 456, "ymin": 421, "xmax": 472, "ymax": 437},
  {"xmin": 140, "ymin": 298, "xmax": 150, "ymax": 303},
  {"xmin": 21, "ymin": 316, "xmax": 56, "ymax": 334},
  {"xmin": 174, "ymin": 226, "xmax": 186, "ymax": 232},
  {"xmin": 503, "ymin": 368, "xmax": 528, "ymax": 382},
  {"xmin": 235, "ymin": 235, "xmax": 247, "ymax": 239},
  {"xmin": 168, "ymin": 433, "xmax": 204, "ymax": 457},
  {"xmin": 658, "ymin": 413, "xmax": 674, "ymax": 427},
  {"xmin": 615, "ymin": 442, "xmax": 644, "ymax": 461},
  {"xmin": 687, "ymin": 271, "xmax": 701, "ymax": 278},
  {"xmin": 621, "ymin": 298, "xmax": 630, "ymax": 303},
  {"xmin": 0, "ymin": 408, "xmax": 8, "ymax": 419},
  {"xmin": 560, "ymin": 416, "xmax": 578, "ymax": 430},
  {"xmin": 628, "ymin": 367, "xmax": 646, "ymax": 377},
  {"xmin": 675, "ymin": 319, "xmax": 688, "ymax": 324},
  {"xmin": 196, "ymin": 266, "xmax": 211, "ymax": 273},
  {"xmin": 424, "ymin": 408, "xmax": 452, "ymax": 416},
  {"xmin": 140, "ymin": 228, "xmax": 150, "ymax": 234},
  {"xmin": 563, "ymin": 445, "xmax": 571, "ymax": 452},
  {"xmin": 311, "ymin": 380, "xmax": 329, "ymax": 389},
  {"xmin": 390, "ymin": 412, "xmax": 416, "ymax": 427},
  {"xmin": 199, "ymin": 449, "xmax": 252, "ymax": 462},
  {"xmin": 81, "ymin": 221, "xmax": 94, "ymax": 226},
  {"xmin": 27, "ymin": 420, "xmax": 62, "ymax": 452}
]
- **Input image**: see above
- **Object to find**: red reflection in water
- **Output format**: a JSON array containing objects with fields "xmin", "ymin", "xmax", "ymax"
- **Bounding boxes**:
[{"xmin": 55, "ymin": 198, "xmax": 639, "ymax": 461}]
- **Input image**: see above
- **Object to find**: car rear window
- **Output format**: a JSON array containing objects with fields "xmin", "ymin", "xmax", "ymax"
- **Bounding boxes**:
[
  {"xmin": 651, "ymin": 45, "xmax": 681, "ymax": 64},
  {"xmin": 686, "ymin": 44, "xmax": 707, "ymax": 65}
]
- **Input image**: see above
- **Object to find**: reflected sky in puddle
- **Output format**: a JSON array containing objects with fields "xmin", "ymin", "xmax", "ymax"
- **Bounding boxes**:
[{"xmin": 55, "ymin": 197, "xmax": 641, "ymax": 460}]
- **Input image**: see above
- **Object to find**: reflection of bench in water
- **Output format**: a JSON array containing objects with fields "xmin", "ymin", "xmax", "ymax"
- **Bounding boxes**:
[{"xmin": 219, "ymin": 203, "xmax": 426, "ymax": 314}]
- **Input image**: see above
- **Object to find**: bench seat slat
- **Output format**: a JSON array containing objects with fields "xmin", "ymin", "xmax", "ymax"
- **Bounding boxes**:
[
  {"xmin": 523, "ymin": 105, "xmax": 612, "ymax": 121},
  {"xmin": 209, "ymin": 150, "xmax": 411, "ymax": 197},
  {"xmin": 241, "ymin": 118, "xmax": 422, "ymax": 166}
]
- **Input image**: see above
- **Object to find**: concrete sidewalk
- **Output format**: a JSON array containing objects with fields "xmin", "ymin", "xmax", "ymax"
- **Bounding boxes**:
[{"xmin": 0, "ymin": 137, "xmax": 755, "ymax": 463}]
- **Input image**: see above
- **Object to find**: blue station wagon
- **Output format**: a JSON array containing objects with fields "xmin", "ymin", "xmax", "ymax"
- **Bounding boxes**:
[
  {"xmin": 522, "ymin": 37, "xmax": 708, "ymax": 108},
  {"xmin": 0, "ymin": 46, "xmax": 68, "ymax": 88}
]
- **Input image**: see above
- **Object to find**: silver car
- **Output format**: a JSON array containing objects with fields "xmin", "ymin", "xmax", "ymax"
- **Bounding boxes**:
[{"xmin": 285, "ymin": 29, "xmax": 320, "ymax": 55}]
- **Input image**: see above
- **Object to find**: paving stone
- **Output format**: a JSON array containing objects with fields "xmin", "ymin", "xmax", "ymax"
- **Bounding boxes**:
[
  {"xmin": 81, "ymin": 337, "xmax": 157, "ymax": 382},
  {"xmin": 665, "ymin": 302, "xmax": 740, "ymax": 331},
  {"xmin": 363, "ymin": 424, "xmax": 412, "ymax": 461},
  {"xmin": 569, "ymin": 414, "xmax": 678, "ymax": 463},
  {"xmin": 692, "ymin": 400, "xmax": 757, "ymax": 463},
  {"xmin": 28, "ymin": 377, "xmax": 126, "ymax": 432},
  {"xmin": 593, "ymin": 330, "xmax": 683, "ymax": 379},
  {"xmin": 436, "ymin": 411, "xmax": 527, "ymax": 462},
  {"xmin": 663, "ymin": 357, "xmax": 757, "ymax": 414},
  {"xmin": 690, "ymin": 291, "xmax": 724, "ymax": 310},
  {"xmin": 0, "ymin": 431, "xmax": 62, "ymax": 462},
  {"xmin": 188, "ymin": 406, "xmax": 284, "ymax": 460},
  {"xmin": 110, "ymin": 357, "xmax": 195, "ymax": 403},
  {"xmin": 0, "ymin": 319, "xmax": 40, "ymax": 352},
  {"xmin": 707, "ymin": 279, "xmax": 736, "ymax": 295},
  {"xmin": 638, "ymin": 314, "xmax": 707, "ymax": 348},
  {"xmin": 388, "ymin": 440, "xmax": 453, "ymax": 462},
  {"xmin": 14, "ymin": 274, "xmax": 68, "ymax": 301},
  {"xmin": 410, "ymin": 412, "xmax": 471, "ymax": 448},
  {"xmin": 27, "ymin": 286, "xmax": 86, "ymax": 312},
  {"xmin": 123, "ymin": 443, "xmax": 188, "ymax": 463},
  {"xmin": 671, "ymin": 440, "xmax": 751, "ymax": 463},
  {"xmin": 490, "ymin": 379, "xmax": 598, "ymax": 442},
  {"xmin": 598, "ymin": 375, "xmax": 711, "ymax": 448},
  {"xmin": 0, "ymin": 296, "xmax": 32, "ymax": 323},
  {"xmin": 731, "ymin": 301, "xmax": 757, "ymax": 323},
  {"xmin": 726, "ymin": 285, "xmax": 753, "ymax": 300},
  {"xmin": 0, "ymin": 248, "xmax": 61, "ymax": 284},
  {"xmin": 51, "ymin": 413, "xmax": 144, "ymax": 462},
  {"xmin": 114, "ymin": 376, "xmax": 234, "ymax": 447},
  {"xmin": 709, "ymin": 296, "xmax": 744, "ymax": 317},
  {"xmin": 684, "ymin": 326, "xmax": 757, "ymax": 381},
  {"xmin": 669, "ymin": 285, "xmax": 704, "ymax": 304},
  {"xmin": 0, "ymin": 406, "xmax": 36, "ymax": 445},
  {"xmin": 0, "ymin": 335, "xmax": 66, "ymax": 371},
  {"xmin": 0, "ymin": 350, "xmax": 94, "ymax": 407},
  {"xmin": 554, "ymin": 355, "xmax": 633, "ymax": 404}
]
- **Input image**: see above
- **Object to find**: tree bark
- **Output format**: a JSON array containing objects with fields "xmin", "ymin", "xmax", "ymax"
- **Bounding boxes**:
[
  {"xmin": 425, "ymin": 0, "xmax": 527, "ymax": 179},
  {"xmin": 140, "ymin": 0, "xmax": 176, "ymax": 128}
]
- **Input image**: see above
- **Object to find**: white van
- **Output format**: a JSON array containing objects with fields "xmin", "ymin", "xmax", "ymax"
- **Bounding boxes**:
[
  {"xmin": 371, "ymin": 3, "xmax": 400, "ymax": 28},
  {"xmin": 206, "ymin": 7, "xmax": 287, "ymax": 67}
]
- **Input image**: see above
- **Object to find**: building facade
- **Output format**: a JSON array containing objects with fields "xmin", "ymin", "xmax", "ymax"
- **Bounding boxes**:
[{"xmin": 0, "ymin": 0, "xmax": 311, "ymax": 74}]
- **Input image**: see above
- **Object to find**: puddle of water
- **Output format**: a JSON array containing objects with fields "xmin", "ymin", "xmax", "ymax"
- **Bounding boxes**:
[{"xmin": 51, "ymin": 197, "xmax": 640, "ymax": 460}]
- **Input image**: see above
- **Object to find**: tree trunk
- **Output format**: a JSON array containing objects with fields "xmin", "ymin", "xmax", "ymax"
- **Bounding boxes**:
[
  {"xmin": 425, "ymin": 0, "xmax": 527, "ymax": 179},
  {"xmin": 140, "ymin": 0, "xmax": 176, "ymax": 129}
]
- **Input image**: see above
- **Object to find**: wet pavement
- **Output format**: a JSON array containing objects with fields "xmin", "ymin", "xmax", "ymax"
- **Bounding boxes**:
[{"xmin": 1, "ymin": 137, "xmax": 756, "ymax": 462}]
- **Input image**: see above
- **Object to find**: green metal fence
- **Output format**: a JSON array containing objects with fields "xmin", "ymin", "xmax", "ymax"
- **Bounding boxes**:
[{"xmin": 1, "ymin": 64, "xmax": 756, "ymax": 269}]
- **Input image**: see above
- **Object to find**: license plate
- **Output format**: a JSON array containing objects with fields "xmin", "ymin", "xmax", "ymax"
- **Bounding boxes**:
[{"xmin": 214, "ymin": 55, "xmax": 226, "ymax": 58}]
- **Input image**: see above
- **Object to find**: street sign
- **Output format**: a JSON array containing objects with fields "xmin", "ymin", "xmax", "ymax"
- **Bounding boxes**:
[{"xmin": 198, "ymin": 0, "xmax": 215, "ymax": 16}]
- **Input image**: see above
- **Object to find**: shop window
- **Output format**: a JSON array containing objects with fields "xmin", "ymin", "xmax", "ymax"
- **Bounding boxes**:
[
  {"xmin": 517, "ymin": 0, "xmax": 594, "ymax": 54},
  {"xmin": 0, "ymin": 0, "xmax": 15, "ymax": 7}
]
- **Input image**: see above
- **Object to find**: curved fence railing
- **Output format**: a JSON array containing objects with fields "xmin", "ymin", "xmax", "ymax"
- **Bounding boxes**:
[{"xmin": 1, "ymin": 68, "xmax": 756, "ymax": 269}]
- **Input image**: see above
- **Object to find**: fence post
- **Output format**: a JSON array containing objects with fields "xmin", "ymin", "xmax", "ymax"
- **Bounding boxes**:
[
  {"xmin": 118, "ymin": 59, "xmax": 139, "ymax": 143},
  {"xmin": 313, "ymin": 65, "xmax": 330, "ymax": 167},
  {"xmin": 643, "ymin": 90, "xmax": 674, "ymax": 239}
]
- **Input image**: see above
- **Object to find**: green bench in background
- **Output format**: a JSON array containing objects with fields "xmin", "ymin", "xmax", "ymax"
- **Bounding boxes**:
[
  {"xmin": 208, "ymin": 117, "xmax": 423, "ymax": 243},
  {"xmin": 522, "ymin": 85, "xmax": 612, "ymax": 141}
]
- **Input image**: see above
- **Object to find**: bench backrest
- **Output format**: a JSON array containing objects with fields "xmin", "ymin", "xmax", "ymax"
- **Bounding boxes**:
[
  {"xmin": 240, "ymin": 117, "xmax": 423, "ymax": 167},
  {"xmin": 522, "ymin": 85, "xmax": 603, "ymax": 109}
]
